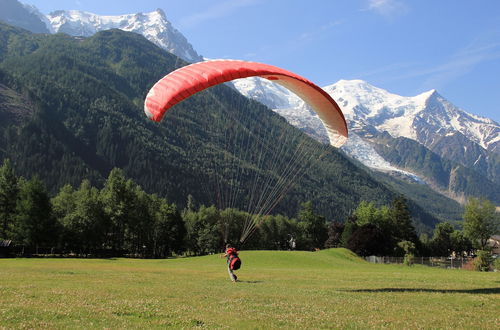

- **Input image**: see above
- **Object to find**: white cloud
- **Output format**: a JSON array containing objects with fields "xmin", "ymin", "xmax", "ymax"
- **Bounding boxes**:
[
  {"xmin": 420, "ymin": 41, "xmax": 500, "ymax": 90},
  {"xmin": 366, "ymin": 0, "xmax": 409, "ymax": 18},
  {"xmin": 370, "ymin": 39, "xmax": 500, "ymax": 91}
]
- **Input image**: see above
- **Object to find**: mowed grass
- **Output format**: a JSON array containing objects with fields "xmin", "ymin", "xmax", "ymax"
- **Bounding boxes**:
[{"xmin": 0, "ymin": 249, "xmax": 499, "ymax": 329}]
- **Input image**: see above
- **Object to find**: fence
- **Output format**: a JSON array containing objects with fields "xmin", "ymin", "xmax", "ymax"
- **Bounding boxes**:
[{"xmin": 365, "ymin": 256, "xmax": 473, "ymax": 269}]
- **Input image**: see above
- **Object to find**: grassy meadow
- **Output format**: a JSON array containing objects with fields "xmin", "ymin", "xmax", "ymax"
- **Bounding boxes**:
[{"xmin": 0, "ymin": 249, "xmax": 499, "ymax": 329}]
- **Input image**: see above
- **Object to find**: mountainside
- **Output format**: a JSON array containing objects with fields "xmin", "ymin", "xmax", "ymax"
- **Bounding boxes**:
[
  {"xmin": 326, "ymin": 80, "xmax": 499, "ymax": 151},
  {"xmin": 0, "ymin": 1, "xmax": 483, "ymax": 221},
  {"xmin": 0, "ymin": 1, "xmax": 202, "ymax": 63},
  {"xmin": 8, "ymin": 0, "xmax": 495, "ymax": 206},
  {"xmin": 0, "ymin": 23, "xmax": 443, "ymax": 230},
  {"xmin": 0, "ymin": 0, "xmax": 50, "ymax": 33},
  {"xmin": 370, "ymin": 132, "xmax": 500, "ymax": 204},
  {"xmin": 236, "ymin": 77, "xmax": 500, "ymax": 204},
  {"xmin": 46, "ymin": 8, "xmax": 203, "ymax": 63},
  {"xmin": 326, "ymin": 81, "xmax": 500, "ymax": 173}
]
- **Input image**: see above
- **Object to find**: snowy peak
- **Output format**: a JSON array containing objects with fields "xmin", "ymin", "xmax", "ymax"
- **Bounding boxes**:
[
  {"xmin": 325, "ymin": 80, "xmax": 429, "ymax": 122},
  {"xmin": 417, "ymin": 88, "xmax": 499, "ymax": 151},
  {"xmin": 230, "ymin": 76, "xmax": 500, "ymax": 153},
  {"xmin": 0, "ymin": 0, "xmax": 50, "ymax": 33},
  {"xmin": 231, "ymin": 76, "xmax": 499, "ymax": 190},
  {"xmin": 324, "ymin": 80, "xmax": 499, "ymax": 152},
  {"xmin": 231, "ymin": 77, "xmax": 303, "ymax": 110},
  {"xmin": 46, "ymin": 9, "xmax": 202, "ymax": 63},
  {"xmin": 21, "ymin": 3, "xmax": 54, "ymax": 33}
]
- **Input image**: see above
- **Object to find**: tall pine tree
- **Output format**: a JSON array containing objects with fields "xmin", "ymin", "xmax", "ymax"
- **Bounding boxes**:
[
  {"xmin": 14, "ymin": 177, "xmax": 59, "ymax": 252},
  {"xmin": 0, "ymin": 159, "xmax": 18, "ymax": 239}
]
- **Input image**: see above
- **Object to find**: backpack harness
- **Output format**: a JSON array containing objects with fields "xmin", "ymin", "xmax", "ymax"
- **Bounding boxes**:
[{"xmin": 226, "ymin": 248, "xmax": 241, "ymax": 271}]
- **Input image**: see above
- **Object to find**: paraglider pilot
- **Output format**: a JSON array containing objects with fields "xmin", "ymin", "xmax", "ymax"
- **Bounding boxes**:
[{"xmin": 222, "ymin": 244, "xmax": 241, "ymax": 282}]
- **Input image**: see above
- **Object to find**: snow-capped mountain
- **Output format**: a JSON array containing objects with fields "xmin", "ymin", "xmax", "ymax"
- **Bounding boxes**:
[
  {"xmin": 233, "ymin": 77, "xmax": 500, "ymax": 197},
  {"xmin": 324, "ymin": 81, "xmax": 500, "ymax": 189},
  {"xmin": 46, "ymin": 9, "xmax": 202, "ymax": 63},
  {"xmin": 324, "ymin": 80, "xmax": 500, "ymax": 154},
  {"xmin": 0, "ymin": 0, "xmax": 50, "ymax": 33},
  {"xmin": 21, "ymin": 2, "xmax": 54, "ymax": 33},
  {"xmin": 238, "ymin": 77, "xmax": 499, "ymax": 155},
  {"xmin": 233, "ymin": 77, "xmax": 424, "ymax": 179}
]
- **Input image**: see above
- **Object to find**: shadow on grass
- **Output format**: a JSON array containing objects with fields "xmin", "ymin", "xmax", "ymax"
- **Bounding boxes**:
[
  {"xmin": 343, "ymin": 287, "xmax": 500, "ymax": 294},
  {"xmin": 237, "ymin": 280, "xmax": 263, "ymax": 284}
]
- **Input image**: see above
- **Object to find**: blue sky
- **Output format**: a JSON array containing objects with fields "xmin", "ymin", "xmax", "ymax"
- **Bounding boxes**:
[{"xmin": 26, "ymin": 0, "xmax": 500, "ymax": 122}]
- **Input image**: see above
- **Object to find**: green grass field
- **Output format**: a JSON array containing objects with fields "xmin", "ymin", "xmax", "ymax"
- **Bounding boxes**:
[{"xmin": 0, "ymin": 249, "xmax": 498, "ymax": 329}]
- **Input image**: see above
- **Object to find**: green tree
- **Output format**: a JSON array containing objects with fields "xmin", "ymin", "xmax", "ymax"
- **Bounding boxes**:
[
  {"xmin": 340, "ymin": 214, "xmax": 358, "ymax": 248},
  {"xmin": 100, "ymin": 168, "xmax": 134, "ymax": 251},
  {"xmin": 297, "ymin": 201, "xmax": 327, "ymax": 250},
  {"xmin": 430, "ymin": 222, "xmax": 454, "ymax": 256},
  {"xmin": 151, "ymin": 196, "xmax": 186, "ymax": 257},
  {"xmin": 256, "ymin": 214, "xmax": 297, "ymax": 250},
  {"xmin": 354, "ymin": 202, "xmax": 392, "ymax": 239},
  {"xmin": 51, "ymin": 184, "xmax": 76, "ymax": 223},
  {"xmin": 398, "ymin": 240, "xmax": 416, "ymax": 266},
  {"xmin": 463, "ymin": 198, "xmax": 499, "ymax": 250},
  {"xmin": 354, "ymin": 201, "xmax": 383, "ymax": 227},
  {"xmin": 123, "ymin": 184, "xmax": 154, "ymax": 256},
  {"xmin": 184, "ymin": 194, "xmax": 196, "ymax": 214},
  {"xmin": 347, "ymin": 223, "xmax": 386, "ymax": 256},
  {"xmin": 352, "ymin": 201, "xmax": 395, "ymax": 255},
  {"xmin": 0, "ymin": 159, "xmax": 19, "ymax": 238},
  {"xmin": 68, "ymin": 180, "xmax": 107, "ymax": 255},
  {"xmin": 450, "ymin": 230, "xmax": 472, "ymax": 256},
  {"xmin": 473, "ymin": 250, "xmax": 493, "ymax": 272},
  {"xmin": 51, "ymin": 184, "xmax": 78, "ymax": 251},
  {"xmin": 219, "ymin": 208, "xmax": 247, "ymax": 247},
  {"xmin": 324, "ymin": 221, "xmax": 344, "ymax": 248},
  {"xmin": 14, "ymin": 177, "xmax": 59, "ymax": 252},
  {"xmin": 391, "ymin": 196, "xmax": 418, "ymax": 244},
  {"xmin": 183, "ymin": 205, "xmax": 221, "ymax": 255}
]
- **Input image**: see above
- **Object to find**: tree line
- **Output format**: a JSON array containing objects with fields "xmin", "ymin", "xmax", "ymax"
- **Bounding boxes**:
[
  {"xmin": 0, "ymin": 159, "xmax": 497, "ymax": 258},
  {"xmin": 0, "ymin": 159, "xmax": 333, "ymax": 257},
  {"xmin": 326, "ymin": 198, "xmax": 497, "ymax": 258}
]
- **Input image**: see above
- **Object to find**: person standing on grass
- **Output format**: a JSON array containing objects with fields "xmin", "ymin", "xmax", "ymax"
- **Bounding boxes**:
[{"xmin": 222, "ymin": 244, "xmax": 241, "ymax": 282}]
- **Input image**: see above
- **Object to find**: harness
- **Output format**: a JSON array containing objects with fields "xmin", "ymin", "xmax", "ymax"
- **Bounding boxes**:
[{"xmin": 226, "ymin": 248, "xmax": 241, "ymax": 270}]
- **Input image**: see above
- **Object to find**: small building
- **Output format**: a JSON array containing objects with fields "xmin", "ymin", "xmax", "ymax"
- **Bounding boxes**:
[
  {"xmin": 0, "ymin": 240, "xmax": 12, "ymax": 257},
  {"xmin": 487, "ymin": 235, "xmax": 500, "ymax": 255}
]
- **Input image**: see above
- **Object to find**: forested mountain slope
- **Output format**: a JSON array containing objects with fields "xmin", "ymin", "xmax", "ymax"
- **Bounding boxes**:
[{"xmin": 0, "ymin": 23, "xmax": 439, "ymax": 230}]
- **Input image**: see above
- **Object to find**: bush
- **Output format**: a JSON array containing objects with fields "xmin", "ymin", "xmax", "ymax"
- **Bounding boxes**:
[
  {"xmin": 462, "ymin": 259, "xmax": 475, "ymax": 271},
  {"xmin": 493, "ymin": 257, "xmax": 500, "ymax": 272},
  {"xmin": 473, "ymin": 250, "xmax": 493, "ymax": 272},
  {"xmin": 403, "ymin": 253, "xmax": 414, "ymax": 266}
]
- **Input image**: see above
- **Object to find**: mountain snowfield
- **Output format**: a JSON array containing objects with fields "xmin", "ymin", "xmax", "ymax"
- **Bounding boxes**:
[
  {"xmin": 325, "ymin": 80, "xmax": 500, "ymax": 152},
  {"xmin": 46, "ymin": 9, "xmax": 202, "ymax": 63},
  {"xmin": 237, "ymin": 77, "xmax": 500, "ymax": 166},
  {"xmin": 21, "ymin": 2, "xmax": 54, "ymax": 33},
  {"xmin": 239, "ymin": 77, "xmax": 500, "ymax": 153}
]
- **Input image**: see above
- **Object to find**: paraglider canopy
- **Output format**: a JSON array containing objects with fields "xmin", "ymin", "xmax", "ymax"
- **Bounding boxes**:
[{"xmin": 144, "ymin": 60, "xmax": 348, "ymax": 147}]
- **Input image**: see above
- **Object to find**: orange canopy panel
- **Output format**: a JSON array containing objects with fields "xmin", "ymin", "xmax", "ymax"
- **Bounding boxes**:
[{"xmin": 144, "ymin": 60, "xmax": 348, "ymax": 147}]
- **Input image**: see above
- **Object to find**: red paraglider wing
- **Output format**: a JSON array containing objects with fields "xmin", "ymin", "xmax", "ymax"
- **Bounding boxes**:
[{"xmin": 144, "ymin": 60, "xmax": 348, "ymax": 147}]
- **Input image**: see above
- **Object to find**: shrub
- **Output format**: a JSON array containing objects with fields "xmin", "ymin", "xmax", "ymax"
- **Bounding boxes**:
[
  {"xmin": 473, "ymin": 250, "xmax": 493, "ymax": 272},
  {"xmin": 403, "ymin": 253, "xmax": 414, "ymax": 266},
  {"xmin": 493, "ymin": 257, "xmax": 500, "ymax": 272},
  {"xmin": 462, "ymin": 258, "xmax": 475, "ymax": 271}
]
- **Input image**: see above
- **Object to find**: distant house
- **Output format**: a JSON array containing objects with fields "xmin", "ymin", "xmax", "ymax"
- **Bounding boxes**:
[
  {"xmin": 488, "ymin": 235, "xmax": 500, "ymax": 255},
  {"xmin": 0, "ymin": 240, "xmax": 12, "ymax": 257}
]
